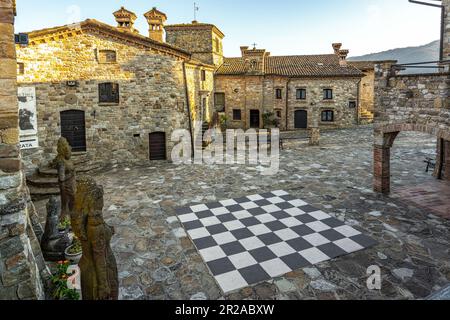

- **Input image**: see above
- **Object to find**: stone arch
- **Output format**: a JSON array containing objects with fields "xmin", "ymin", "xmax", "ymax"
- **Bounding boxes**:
[{"xmin": 374, "ymin": 123, "xmax": 450, "ymax": 194}]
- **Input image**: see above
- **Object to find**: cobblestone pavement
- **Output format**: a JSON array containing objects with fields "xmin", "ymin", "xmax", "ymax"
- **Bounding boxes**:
[{"xmin": 90, "ymin": 125, "xmax": 450, "ymax": 300}]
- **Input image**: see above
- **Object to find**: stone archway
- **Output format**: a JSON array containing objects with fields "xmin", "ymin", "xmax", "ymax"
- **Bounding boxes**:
[{"xmin": 373, "ymin": 123, "xmax": 450, "ymax": 194}]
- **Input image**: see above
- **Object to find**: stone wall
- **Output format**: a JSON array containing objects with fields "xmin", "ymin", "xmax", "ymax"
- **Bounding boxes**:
[
  {"xmin": 214, "ymin": 74, "xmax": 360, "ymax": 130},
  {"xmin": 165, "ymin": 25, "xmax": 224, "ymax": 67},
  {"xmin": 359, "ymin": 69, "xmax": 375, "ymax": 115},
  {"xmin": 185, "ymin": 63, "xmax": 215, "ymax": 130},
  {"xmin": 17, "ymin": 28, "xmax": 193, "ymax": 168},
  {"xmin": 0, "ymin": 0, "xmax": 46, "ymax": 300},
  {"xmin": 374, "ymin": 72, "xmax": 450, "ymax": 129}
]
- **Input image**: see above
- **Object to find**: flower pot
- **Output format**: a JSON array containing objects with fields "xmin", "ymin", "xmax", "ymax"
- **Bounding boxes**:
[{"xmin": 64, "ymin": 245, "xmax": 82, "ymax": 265}]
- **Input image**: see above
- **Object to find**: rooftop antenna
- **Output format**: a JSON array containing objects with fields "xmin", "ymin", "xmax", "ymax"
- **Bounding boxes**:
[{"xmin": 194, "ymin": 2, "xmax": 199, "ymax": 21}]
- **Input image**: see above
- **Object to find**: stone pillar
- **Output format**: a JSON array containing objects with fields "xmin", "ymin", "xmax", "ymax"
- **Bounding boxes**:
[
  {"xmin": 373, "ymin": 131, "xmax": 398, "ymax": 194},
  {"xmin": 443, "ymin": 140, "xmax": 450, "ymax": 180},
  {"xmin": 0, "ymin": 0, "xmax": 46, "ymax": 300},
  {"xmin": 309, "ymin": 127, "xmax": 320, "ymax": 146},
  {"xmin": 373, "ymin": 145, "xmax": 391, "ymax": 194}
]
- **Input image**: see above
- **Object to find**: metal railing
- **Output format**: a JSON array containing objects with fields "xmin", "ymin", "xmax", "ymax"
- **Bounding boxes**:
[{"xmin": 392, "ymin": 59, "xmax": 450, "ymax": 71}]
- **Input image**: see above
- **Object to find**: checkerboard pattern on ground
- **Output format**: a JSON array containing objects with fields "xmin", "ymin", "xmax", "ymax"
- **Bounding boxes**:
[{"xmin": 176, "ymin": 190, "xmax": 377, "ymax": 294}]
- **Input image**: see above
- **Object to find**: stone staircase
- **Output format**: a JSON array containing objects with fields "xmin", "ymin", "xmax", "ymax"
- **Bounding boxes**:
[
  {"xmin": 360, "ymin": 110, "xmax": 374, "ymax": 124},
  {"xmin": 27, "ymin": 153, "xmax": 103, "ymax": 201}
]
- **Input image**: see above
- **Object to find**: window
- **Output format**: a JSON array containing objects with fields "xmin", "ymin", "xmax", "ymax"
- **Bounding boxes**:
[
  {"xmin": 349, "ymin": 101, "xmax": 357, "ymax": 108},
  {"xmin": 296, "ymin": 89, "xmax": 306, "ymax": 100},
  {"xmin": 201, "ymin": 70, "xmax": 206, "ymax": 82},
  {"xmin": 99, "ymin": 83, "xmax": 119, "ymax": 103},
  {"xmin": 323, "ymin": 89, "xmax": 333, "ymax": 100},
  {"xmin": 275, "ymin": 89, "xmax": 283, "ymax": 100},
  {"xmin": 233, "ymin": 109, "xmax": 242, "ymax": 121},
  {"xmin": 276, "ymin": 110, "xmax": 282, "ymax": 118},
  {"xmin": 17, "ymin": 62, "xmax": 24, "ymax": 75},
  {"xmin": 98, "ymin": 50, "xmax": 117, "ymax": 63},
  {"xmin": 321, "ymin": 110, "xmax": 334, "ymax": 122},
  {"xmin": 214, "ymin": 93, "xmax": 225, "ymax": 112},
  {"xmin": 215, "ymin": 38, "xmax": 220, "ymax": 53}
]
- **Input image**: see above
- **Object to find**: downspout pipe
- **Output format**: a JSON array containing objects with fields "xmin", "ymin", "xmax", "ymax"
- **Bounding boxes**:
[
  {"xmin": 356, "ymin": 78, "xmax": 362, "ymax": 125},
  {"xmin": 285, "ymin": 78, "xmax": 291, "ymax": 130},
  {"xmin": 182, "ymin": 61, "xmax": 195, "ymax": 158}
]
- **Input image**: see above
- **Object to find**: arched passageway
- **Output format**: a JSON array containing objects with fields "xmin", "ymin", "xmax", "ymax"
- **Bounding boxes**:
[{"xmin": 373, "ymin": 124, "xmax": 450, "ymax": 217}]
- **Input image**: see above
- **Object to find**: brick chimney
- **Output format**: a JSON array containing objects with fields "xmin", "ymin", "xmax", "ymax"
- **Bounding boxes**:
[
  {"xmin": 113, "ymin": 7, "xmax": 138, "ymax": 33},
  {"xmin": 144, "ymin": 7, "xmax": 167, "ymax": 42},
  {"xmin": 332, "ymin": 43, "xmax": 342, "ymax": 55},
  {"xmin": 338, "ymin": 49, "xmax": 349, "ymax": 67},
  {"xmin": 240, "ymin": 46, "xmax": 249, "ymax": 57}
]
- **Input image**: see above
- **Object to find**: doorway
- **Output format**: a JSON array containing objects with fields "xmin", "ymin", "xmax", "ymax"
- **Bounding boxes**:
[
  {"xmin": 250, "ymin": 110, "xmax": 260, "ymax": 128},
  {"xmin": 294, "ymin": 110, "xmax": 308, "ymax": 129},
  {"xmin": 60, "ymin": 110, "xmax": 86, "ymax": 152},
  {"xmin": 149, "ymin": 132, "xmax": 167, "ymax": 161}
]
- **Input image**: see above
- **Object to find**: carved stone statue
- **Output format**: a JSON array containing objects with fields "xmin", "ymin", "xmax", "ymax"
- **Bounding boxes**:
[
  {"xmin": 72, "ymin": 177, "xmax": 118, "ymax": 300},
  {"xmin": 41, "ymin": 196, "xmax": 72, "ymax": 261},
  {"xmin": 54, "ymin": 137, "xmax": 76, "ymax": 222}
]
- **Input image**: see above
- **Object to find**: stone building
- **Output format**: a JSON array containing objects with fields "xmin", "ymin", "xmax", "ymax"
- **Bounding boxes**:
[
  {"xmin": 14, "ymin": 6, "xmax": 379, "ymax": 172},
  {"xmin": 215, "ymin": 44, "xmax": 364, "ymax": 130},
  {"xmin": 0, "ymin": 0, "xmax": 47, "ymax": 300},
  {"xmin": 373, "ymin": 0, "xmax": 450, "ymax": 194},
  {"xmin": 16, "ymin": 7, "xmax": 217, "ymax": 169}
]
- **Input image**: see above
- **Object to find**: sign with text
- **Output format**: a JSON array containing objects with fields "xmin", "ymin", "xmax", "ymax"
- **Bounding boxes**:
[{"xmin": 18, "ymin": 86, "xmax": 39, "ymax": 150}]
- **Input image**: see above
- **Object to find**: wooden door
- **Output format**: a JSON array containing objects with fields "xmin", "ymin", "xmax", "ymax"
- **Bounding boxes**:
[
  {"xmin": 294, "ymin": 110, "xmax": 308, "ymax": 129},
  {"xmin": 60, "ymin": 110, "xmax": 86, "ymax": 152},
  {"xmin": 250, "ymin": 110, "xmax": 260, "ymax": 128},
  {"xmin": 149, "ymin": 132, "xmax": 167, "ymax": 161}
]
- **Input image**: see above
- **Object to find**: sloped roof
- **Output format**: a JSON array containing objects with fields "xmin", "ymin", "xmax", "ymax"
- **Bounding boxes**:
[
  {"xmin": 216, "ymin": 54, "xmax": 364, "ymax": 78},
  {"xmin": 24, "ymin": 19, "xmax": 191, "ymax": 59}
]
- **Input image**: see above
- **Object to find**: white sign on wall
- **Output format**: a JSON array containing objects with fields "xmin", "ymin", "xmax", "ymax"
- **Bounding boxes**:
[{"xmin": 18, "ymin": 87, "xmax": 39, "ymax": 150}]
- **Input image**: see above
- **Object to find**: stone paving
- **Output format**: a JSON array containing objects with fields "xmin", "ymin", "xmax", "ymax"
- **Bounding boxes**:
[{"xmin": 66, "ymin": 126, "xmax": 450, "ymax": 300}]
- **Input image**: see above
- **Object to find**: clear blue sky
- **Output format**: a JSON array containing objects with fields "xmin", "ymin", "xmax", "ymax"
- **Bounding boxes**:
[{"xmin": 15, "ymin": 0, "xmax": 441, "ymax": 57}]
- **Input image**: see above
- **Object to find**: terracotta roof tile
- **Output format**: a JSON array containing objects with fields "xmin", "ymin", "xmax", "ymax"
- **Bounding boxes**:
[{"xmin": 216, "ymin": 54, "xmax": 363, "ymax": 77}]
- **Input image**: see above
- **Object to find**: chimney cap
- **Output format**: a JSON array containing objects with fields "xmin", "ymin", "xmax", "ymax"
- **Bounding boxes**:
[
  {"xmin": 113, "ymin": 6, "xmax": 137, "ymax": 20},
  {"xmin": 144, "ymin": 7, "xmax": 168, "ymax": 21}
]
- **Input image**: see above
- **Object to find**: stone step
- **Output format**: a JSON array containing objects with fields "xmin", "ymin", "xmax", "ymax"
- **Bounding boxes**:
[
  {"xmin": 38, "ymin": 163, "xmax": 102, "ymax": 177},
  {"xmin": 29, "ymin": 186, "xmax": 60, "ymax": 201},
  {"xmin": 38, "ymin": 167, "xmax": 57, "ymax": 177},
  {"xmin": 27, "ymin": 174, "xmax": 59, "ymax": 188}
]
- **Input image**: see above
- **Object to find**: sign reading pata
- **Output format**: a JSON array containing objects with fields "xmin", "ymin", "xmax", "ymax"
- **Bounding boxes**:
[{"xmin": 18, "ymin": 87, "xmax": 39, "ymax": 150}]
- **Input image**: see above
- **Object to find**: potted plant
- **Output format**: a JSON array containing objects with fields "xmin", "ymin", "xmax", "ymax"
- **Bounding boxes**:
[
  {"xmin": 219, "ymin": 114, "xmax": 228, "ymax": 132},
  {"xmin": 263, "ymin": 112, "xmax": 279, "ymax": 129},
  {"xmin": 58, "ymin": 216, "xmax": 71, "ymax": 232},
  {"xmin": 51, "ymin": 260, "xmax": 80, "ymax": 300},
  {"xmin": 65, "ymin": 237, "xmax": 82, "ymax": 265}
]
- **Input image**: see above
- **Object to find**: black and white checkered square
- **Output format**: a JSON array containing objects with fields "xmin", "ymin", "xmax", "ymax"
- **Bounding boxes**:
[{"xmin": 176, "ymin": 190, "xmax": 377, "ymax": 294}]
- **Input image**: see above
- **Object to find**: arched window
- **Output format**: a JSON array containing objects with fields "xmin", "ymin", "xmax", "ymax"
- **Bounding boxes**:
[{"xmin": 321, "ymin": 110, "xmax": 334, "ymax": 122}]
